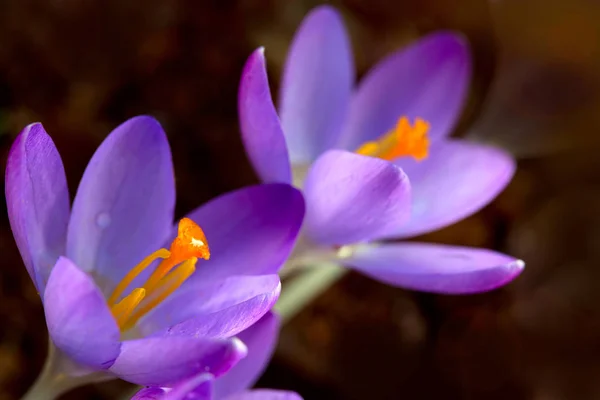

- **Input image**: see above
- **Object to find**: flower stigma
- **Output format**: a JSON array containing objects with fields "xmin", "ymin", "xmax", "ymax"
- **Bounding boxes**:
[
  {"xmin": 355, "ymin": 116, "xmax": 430, "ymax": 161},
  {"xmin": 107, "ymin": 217, "xmax": 210, "ymax": 331}
]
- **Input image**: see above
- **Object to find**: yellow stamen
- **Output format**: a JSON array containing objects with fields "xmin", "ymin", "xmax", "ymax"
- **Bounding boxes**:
[
  {"xmin": 111, "ymin": 288, "xmax": 146, "ymax": 328},
  {"xmin": 108, "ymin": 249, "xmax": 171, "ymax": 306},
  {"xmin": 106, "ymin": 218, "xmax": 210, "ymax": 330},
  {"xmin": 123, "ymin": 257, "xmax": 197, "ymax": 331},
  {"xmin": 355, "ymin": 116, "xmax": 430, "ymax": 161},
  {"xmin": 141, "ymin": 257, "xmax": 179, "ymax": 296}
]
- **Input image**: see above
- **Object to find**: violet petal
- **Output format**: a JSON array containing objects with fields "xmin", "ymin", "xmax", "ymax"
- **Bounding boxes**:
[
  {"xmin": 239, "ymin": 48, "xmax": 291, "ymax": 183},
  {"xmin": 131, "ymin": 373, "xmax": 213, "ymax": 400},
  {"xmin": 279, "ymin": 5, "xmax": 353, "ymax": 163},
  {"xmin": 66, "ymin": 116, "xmax": 175, "ymax": 285},
  {"xmin": 130, "ymin": 387, "xmax": 165, "ymax": 400},
  {"xmin": 342, "ymin": 242, "xmax": 525, "ymax": 294},
  {"xmin": 138, "ymin": 275, "xmax": 281, "ymax": 337},
  {"xmin": 388, "ymin": 140, "xmax": 515, "ymax": 239},
  {"xmin": 166, "ymin": 373, "xmax": 213, "ymax": 400},
  {"xmin": 225, "ymin": 391, "xmax": 303, "ymax": 400},
  {"xmin": 338, "ymin": 32, "xmax": 470, "ymax": 150},
  {"xmin": 214, "ymin": 313, "xmax": 280, "ymax": 398},
  {"xmin": 110, "ymin": 336, "xmax": 246, "ymax": 386},
  {"xmin": 153, "ymin": 278, "xmax": 280, "ymax": 340},
  {"xmin": 44, "ymin": 257, "xmax": 121, "ymax": 369},
  {"xmin": 182, "ymin": 184, "xmax": 304, "ymax": 282},
  {"xmin": 5, "ymin": 123, "xmax": 70, "ymax": 291},
  {"xmin": 303, "ymin": 150, "xmax": 411, "ymax": 245}
]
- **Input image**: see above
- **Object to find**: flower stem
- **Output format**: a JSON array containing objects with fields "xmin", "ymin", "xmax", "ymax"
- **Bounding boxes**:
[
  {"xmin": 21, "ymin": 342, "xmax": 110, "ymax": 400},
  {"xmin": 275, "ymin": 263, "xmax": 348, "ymax": 323}
]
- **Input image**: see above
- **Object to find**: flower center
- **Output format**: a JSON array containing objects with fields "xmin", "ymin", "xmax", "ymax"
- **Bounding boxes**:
[
  {"xmin": 107, "ymin": 218, "xmax": 210, "ymax": 331},
  {"xmin": 355, "ymin": 116, "xmax": 430, "ymax": 161}
]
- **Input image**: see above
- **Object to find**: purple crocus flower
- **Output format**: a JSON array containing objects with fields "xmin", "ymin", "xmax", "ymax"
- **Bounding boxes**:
[
  {"xmin": 238, "ymin": 5, "xmax": 524, "ymax": 294},
  {"xmin": 6, "ymin": 116, "xmax": 304, "ymax": 389},
  {"xmin": 132, "ymin": 313, "xmax": 301, "ymax": 400}
]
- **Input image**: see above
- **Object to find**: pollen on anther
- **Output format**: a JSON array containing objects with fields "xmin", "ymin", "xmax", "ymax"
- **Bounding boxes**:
[
  {"xmin": 169, "ymin": 217, "xmax": 210, "ymax": 261},
  {"xmin": 191, "ymin": 237, "xmax": 205, "ymax": 247}
]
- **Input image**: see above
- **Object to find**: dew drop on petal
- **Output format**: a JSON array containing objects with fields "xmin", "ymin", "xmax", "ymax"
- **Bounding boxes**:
[{"xmin": 96, "ymin": 212, "xmax": 111, "ymax": 229}]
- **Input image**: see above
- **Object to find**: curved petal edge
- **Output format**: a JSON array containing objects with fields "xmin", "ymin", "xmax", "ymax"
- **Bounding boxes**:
[
  {"xmin": 44, "ymin": 257, "xmax": 121, "ymax": 369},
  {"xmin": 342, "ymin": 242, "xmax": 524, "ymax": 294},
  {"xmin": 5, "ymin": 123, "xmax": 70, "ymax": 291},
  {"xmin": 303, "ymin": 150, "xmax": 411, "ymax": 245},
  {"xmin": 239, "ymin": 48, "xmax": 291, "ymax": 183},
  {"xmin": 279, "ymin": 5, "xmax": 354, "ymax": 162}
]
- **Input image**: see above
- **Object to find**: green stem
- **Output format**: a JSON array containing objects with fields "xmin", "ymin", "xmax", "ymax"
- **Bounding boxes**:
[
  {"xmin": 275, "ymin": 263, "xmax": 348, "ymax": 323},
  {"xmin": 21, "ymin": 342, "xmax": 111, "ymax": 400}
]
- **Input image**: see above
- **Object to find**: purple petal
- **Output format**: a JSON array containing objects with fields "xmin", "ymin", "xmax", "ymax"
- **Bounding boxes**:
[
  {"xmin": 337, "ymin": 32, "xmax": 470, "ymax": 151},
  {"xmin": 130, "ymin": 387, "xmax": 166, "ymax": 400},
  {"xmin": 279, "ymin": 5, "xmax": 354, "ymax": 163},
  {"xmin": 131, "ymin": 374, "xmax": 213, "ymax": 400},
  {"xmin": 343, "ymin": 242, "xmax": 524, "ymax": 294},
  {"xmin": 110, "ymin": 336, "xmax": 246, "ymax": 386},
  {"xmin": 183, "ymin": 184, "xmax": 304, "ymax": 281},
  {"xmin": 43, "ymin": 257, "xmax": 121, "ymax": 369},
  {"xmin": 165, "ymin": 373, "xmax": 213, "ymax": 400},
  {"xmin": 155, "ymin": 280, "xmax": 280, "ymax": 340},
  {"xmin": 66, "ymin": 116, "xmax": 175, "ymax": 285},
  {"xmin": 239, "ymin": 48, "xmax": 291, "ymax": 183},
  {"xmin": 138, "ymin": 275, "xmax": 281, "ymax": 337},
  {"xmin": 303, "ymin": 150, "xmax": 411, "ymax": 245},
  {"xmin": 225, "ymin": 391, "xmax": 303, "ymax": 400},
  {"xmin": 388, "ymin": 140, "xmax": 516, "ymax": 239},
  {"xmin": 5, "ymin": 123, "xmax": 70, "ymax": 291},
  {"xmin": 214, "ymin": 313, "xmax": 280, "ymax": 398}
]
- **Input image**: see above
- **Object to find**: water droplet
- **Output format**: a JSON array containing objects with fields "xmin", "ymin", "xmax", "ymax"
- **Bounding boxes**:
[{"xmin": 96, "ymin": 213, "xmax": 111, "ymax": 229}]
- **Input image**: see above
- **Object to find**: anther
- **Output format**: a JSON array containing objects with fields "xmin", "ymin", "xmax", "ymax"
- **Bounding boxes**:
[
  {"xmin": 355, "ymin": 116, "xmax": 430, "ymax": 161},
  {"xmin": 143, "ymin": 218, "xmax": 209, "ymax": 294}
]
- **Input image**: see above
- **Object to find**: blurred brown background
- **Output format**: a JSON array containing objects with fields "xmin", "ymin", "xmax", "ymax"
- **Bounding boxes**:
[{"xmin": 1, "ymin": 0, "xmax": 600, "ymax": 399}]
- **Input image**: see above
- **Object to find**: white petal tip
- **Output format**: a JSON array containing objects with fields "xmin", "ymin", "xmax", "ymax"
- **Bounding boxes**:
[
  {"xmin": 511, "ymin": 259, "xmax": 526, "ymax": 272},
  {"xmin": 231, "ymin": 337, "xmax": 248, "ymax": 358}
]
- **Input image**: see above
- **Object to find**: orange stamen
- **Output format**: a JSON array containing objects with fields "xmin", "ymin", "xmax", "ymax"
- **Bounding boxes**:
[
  {"xmin": 123, "ymin": 258, "xmax": 197, "ymax": 331},
  {"xmin": 143, "ymin": 218, "xmax": 210, "ymax": 294},
  {"xmin": 106, "ymin": 218, "xmax": 210, "ymax": 331},
  {"xmin": 171, "ymin": 217, "xmax": 210, "ymax": 261},
  {"xmin": 355, "ymin": 116, "xmax": 430, "ymax": 161}
]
